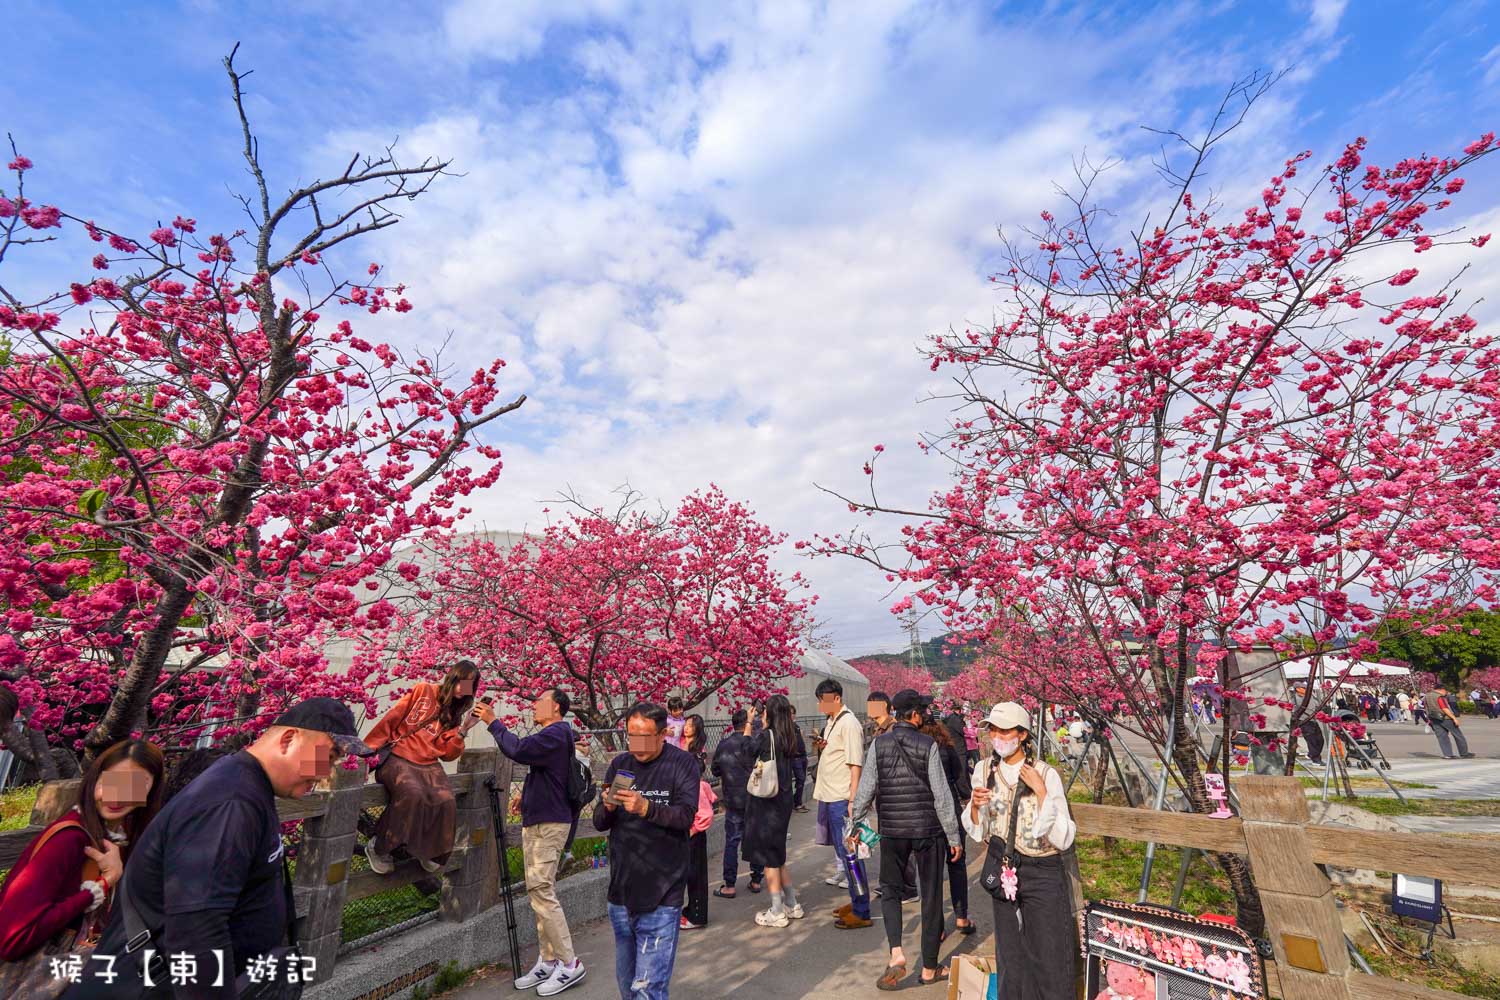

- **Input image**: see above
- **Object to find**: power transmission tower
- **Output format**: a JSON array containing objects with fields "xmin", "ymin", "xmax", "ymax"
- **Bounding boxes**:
[{"xmin": 902, "ymin": 610, "xmax": 927, "ymax": 671}]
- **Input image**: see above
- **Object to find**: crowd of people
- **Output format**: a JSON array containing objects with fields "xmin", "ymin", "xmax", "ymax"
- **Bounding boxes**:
[{"xmin": 14, "ymin": 659, "xmax": 1495, "ymax": 998}]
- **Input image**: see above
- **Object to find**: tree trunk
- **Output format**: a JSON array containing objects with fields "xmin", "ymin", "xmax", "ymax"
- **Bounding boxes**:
[
  {"xmin": 83, "ymin": 582, "xmax": 196, "ymax": 761},
  {"xmin": 1172, "ymin": 721, "xmax": 1266, "ymax": 937}
]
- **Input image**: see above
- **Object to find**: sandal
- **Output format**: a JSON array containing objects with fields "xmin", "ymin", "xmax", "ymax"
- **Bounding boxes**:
[
  {"xmin": 713, "ymin": 886, "xmax": 737, "ymax": 899},
  {"xmin": 919, "ymin": 967, "xmax": 950, "ymax": 986},
  {"xmin": 957, "ymin": 919, "xmax": 977, "ymax": 936},
  {"xmin": 748, "ymin": 880, "xmax": 763, "ymax": 894},
  {"xmin": 877, "ymin": 964, "xmax": 908, "ymax": 991}
]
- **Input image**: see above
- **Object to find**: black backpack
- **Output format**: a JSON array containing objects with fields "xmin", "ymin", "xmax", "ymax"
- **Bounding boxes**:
[{"xmin": 566, "ymin": 752, "xmax": 596, "ymax": 812}]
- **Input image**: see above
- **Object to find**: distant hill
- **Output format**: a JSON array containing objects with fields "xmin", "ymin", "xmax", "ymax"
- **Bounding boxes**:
[{"xmin": 850, "ymin": 632, "xmax": 984, "ymax": 681}]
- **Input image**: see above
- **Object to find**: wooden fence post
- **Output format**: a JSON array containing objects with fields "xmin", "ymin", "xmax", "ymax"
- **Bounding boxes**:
[
  {"xmin": 440, "ymin": 749, "xmax": 500, "ymax": 922},
  {"xmin": 1237, "ymin": 775, "xmax": 1351, "ymax": 1000},
  {"xmin": 30, "ymin": 779, "xmax": 81, "ymax": 826},
  {"xmin": 293, "ymin": 759, "xmax": 367, "ymax": 980}
]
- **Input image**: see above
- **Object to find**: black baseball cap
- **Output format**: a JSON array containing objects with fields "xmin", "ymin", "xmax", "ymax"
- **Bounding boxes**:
[{"xmin": 272, "ymin": 698, "xmax": 376, "ymax": 757}]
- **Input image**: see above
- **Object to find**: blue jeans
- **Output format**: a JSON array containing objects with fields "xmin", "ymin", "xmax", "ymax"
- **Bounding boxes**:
[
  {"xmin": 608, "ymin": 903, "xmax": 681, "ymax": 1000},
  {"xmin": 818, "ymin": 799, "xmax": 871, "ymax": 919},
  {"xmin": 721, "ymin": 808, "xmax": 764, "ymax": 887}
]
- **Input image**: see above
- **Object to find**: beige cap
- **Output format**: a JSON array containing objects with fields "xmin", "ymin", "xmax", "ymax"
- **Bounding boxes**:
[{"xmin": 984, "ymin": 702, "xmax": 1030, "ymax": 731}]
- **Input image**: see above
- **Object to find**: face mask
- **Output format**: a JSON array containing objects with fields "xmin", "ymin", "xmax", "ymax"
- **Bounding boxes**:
[{"xmin": 992, "ymin": 736, "xmax": 1021, "ymax": 758}]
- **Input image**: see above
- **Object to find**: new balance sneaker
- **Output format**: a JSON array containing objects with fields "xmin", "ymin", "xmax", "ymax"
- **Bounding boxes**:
[
  {"xmin": 536, "ymin": 961, "xmax": 586, "ymax": 997},
  {"xmin": 755, "ymin": 908, "xmax": 790, "ymax": 928},
  {"xmin": 515, "ymin": 959, "xmax": 557, "ymax": 990},
  {"xmin": 364, "ymin": 841, "xmax": 394, "ymax": 875}
]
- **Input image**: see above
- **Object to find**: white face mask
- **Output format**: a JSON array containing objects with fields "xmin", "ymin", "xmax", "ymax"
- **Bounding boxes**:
[{"xmin": 992, "ymin": 736, "xmax": 1021, "ymax": 758}]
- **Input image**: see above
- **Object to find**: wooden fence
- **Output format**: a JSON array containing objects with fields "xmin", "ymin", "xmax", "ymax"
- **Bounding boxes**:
[
  {"xmin": 0, "ymin": 748, "xmax": 518, "ymax": 980},
  {"xmin": 1073, "ymin": 775, "xmax": 1500, "ymax": 1000},
  {"xmin": 4, "ymin": 764, "xmax": 1494, "ymax": 997}
]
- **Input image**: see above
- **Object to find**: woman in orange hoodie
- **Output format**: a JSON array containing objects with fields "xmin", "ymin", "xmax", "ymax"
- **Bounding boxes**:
[{"xmin": 363, "ymin": 661, "xmax": 481, "ymax": 873}]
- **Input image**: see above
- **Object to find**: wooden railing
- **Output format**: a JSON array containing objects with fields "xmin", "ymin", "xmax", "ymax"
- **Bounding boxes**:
[
  {"xmin": 0, "ymin": 748, "xmax": 518, "ymax": 981},
  {"xmin": 1074, "ymin": 775, "xmax": 1500, "ymax": 1000}
]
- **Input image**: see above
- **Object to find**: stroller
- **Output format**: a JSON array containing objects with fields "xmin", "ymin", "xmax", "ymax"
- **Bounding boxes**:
[{"xmin": 1332, "ymin": 709, "xmax": 1391, "ymax": 770}]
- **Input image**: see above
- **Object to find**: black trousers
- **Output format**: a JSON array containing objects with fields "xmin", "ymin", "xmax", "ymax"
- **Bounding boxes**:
[
  {"xmin": 879, "ymin": 835, "xmax": 946, "ymax": 970},
  {"xmin": 946, "ymin": 820, "xmax": 969, "ymax": 919},
  {"xmin": 791, "ymin": 756, "xmax": 808, "ymax": 807},
  {"xmin": 684, "ymin": 831, "xmax": 709, "ymax": 925},
  {"xmin": 992, "ymin": 852, "xmax": 1077, "ymax": 1000}
]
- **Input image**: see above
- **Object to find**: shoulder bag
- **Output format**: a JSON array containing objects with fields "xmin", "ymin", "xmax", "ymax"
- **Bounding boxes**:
[
  {"xmin": 746, "ymin": 731, "xmax": 779, "ymax": 799},
  {"xmin": 0, "ymin": 820, "xmax": 104, "ymax": 1000}
]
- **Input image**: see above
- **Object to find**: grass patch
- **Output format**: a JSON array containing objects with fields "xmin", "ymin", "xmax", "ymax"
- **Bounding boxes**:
[
  {"xmin": 1356, "ymin": 911, "xmax": 1500, "ymax": 999},
  {"xmin": 411, "ymin": 960, "xmax": 474, "ymax": 1000},
  {"xmin": 340, "ymin": 835, "xmax": 608, "ymax": 944},
  {"xmin": 1074, "ymin": 836, "xmax": 1237, "ymax": 915},
  {"xmin": 1299, "ymin": 776, "xmax": 1435, "ymax": 790},
  {"xmin": 1, "ymin": 785, "xmax": 39, "ymax": 831},
  {"xmin": 1334, "ymin": 796, "xmax": 1500, "ymax": 818}
]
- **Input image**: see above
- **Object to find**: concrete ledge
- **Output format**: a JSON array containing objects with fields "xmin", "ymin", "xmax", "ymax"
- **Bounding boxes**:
[{"xmin": 309, "ymin": 821, "xmax": 727, "ymax": 1000}]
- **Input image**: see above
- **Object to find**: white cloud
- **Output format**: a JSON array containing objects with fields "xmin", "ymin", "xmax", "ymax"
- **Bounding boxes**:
[
  {"xmin": 297, "ymin": 0, "xmax": 1496, "ymax": 657},
  {"xmin": 1305, "ymin": 0, "xmax": 1348, "ymax": 40}
]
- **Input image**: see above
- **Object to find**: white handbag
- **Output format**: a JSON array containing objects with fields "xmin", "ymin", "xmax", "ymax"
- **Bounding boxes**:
[{"xmin": 747, "ymin": 732, "xmax": 779, "ymax": 799}]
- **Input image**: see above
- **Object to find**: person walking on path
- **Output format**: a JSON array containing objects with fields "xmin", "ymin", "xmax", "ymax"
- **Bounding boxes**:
[
  {"xmin": 849, "ymin": 689, "xmax": 963, "ymax": 990},
  {"xmin": 790, "ymin": 707, "xmax": 810, "ymax": 813},
  {"xmin": 475, "ymin": 687, "xmax": 587, "ymax": 996},
  {"xmin": 921, "ymin": 700, "xmax": 975, "ymax": 936},
  {"xmin": 710, "ymin": 709, "xmax": 763, "ymax": 897},
  {"xmin": 745, "ymin": 694, "xmax": 802, "ymax": 928},
  {"xmin": 593, "ymin": 702, "xmax": 700, "ymax": 1000},
  {"xmin": 811, "ymin": 679, "xmax": 874, "ymax": 929},
  {"xmin": 965, "ymin": 701, "xmax": 1079, "ymax": 1000},
  {"xmin": 1424, "ymin": 685, "xmax": 1475, "ymax": 759}
]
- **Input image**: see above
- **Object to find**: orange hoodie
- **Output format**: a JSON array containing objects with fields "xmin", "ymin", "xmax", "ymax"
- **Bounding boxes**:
[{"xmin": 363, "ymin": 682, "xmax": 467, "ymax": 765}]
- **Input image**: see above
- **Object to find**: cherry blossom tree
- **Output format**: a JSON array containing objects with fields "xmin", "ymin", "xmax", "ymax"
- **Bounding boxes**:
[
  {"xmin": 849, "ymin": 656, "xmax": 935, "ymax": 698},
  {"xmin": 370, "ymin": 486, "xmax": 814, "ymax": 729},
  {"xmin": 817, "ymin": 75, "xmax": 1500, "ymax": 933},
  {"xmin": 0, "ymin": 48, "xmax": 524, "ymax": 768}
]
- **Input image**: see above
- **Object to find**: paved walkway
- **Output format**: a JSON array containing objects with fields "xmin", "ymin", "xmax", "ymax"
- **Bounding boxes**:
[{"xmin": 452, "ymin": 808, "xmax": 994, "ymax": 1000}]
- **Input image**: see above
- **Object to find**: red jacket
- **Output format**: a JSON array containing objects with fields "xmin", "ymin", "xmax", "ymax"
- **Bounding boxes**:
[{"xmin": 0, "ymin": 809, "xmax": 96, "ymax": 960}]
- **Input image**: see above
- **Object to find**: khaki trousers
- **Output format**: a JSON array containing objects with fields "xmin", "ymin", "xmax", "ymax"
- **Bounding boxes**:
[{"xmin": 522, "ymin": 822, "xmax": 576, "ymax": 963}]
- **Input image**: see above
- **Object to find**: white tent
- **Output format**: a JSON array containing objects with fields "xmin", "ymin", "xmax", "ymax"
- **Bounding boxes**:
[{"xmin": 1280, "ymin": 656, "xmax": 1410, "ymax": 681}]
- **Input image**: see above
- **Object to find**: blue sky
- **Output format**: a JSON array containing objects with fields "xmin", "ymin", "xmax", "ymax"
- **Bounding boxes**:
[{"xmin": 7, "ymin": 0, "xmax": 1500, "ymax": 656}]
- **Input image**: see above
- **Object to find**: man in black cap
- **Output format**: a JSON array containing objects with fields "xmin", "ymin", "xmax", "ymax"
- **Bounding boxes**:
[{"xmin": 66, "ymin": 698, "xmax": 374, "ymax": 999}]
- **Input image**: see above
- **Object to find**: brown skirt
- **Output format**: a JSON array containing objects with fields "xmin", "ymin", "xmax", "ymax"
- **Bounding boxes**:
[{"xmin": 373, "ymin": 755, "xmax": 456, "ymax": 864}]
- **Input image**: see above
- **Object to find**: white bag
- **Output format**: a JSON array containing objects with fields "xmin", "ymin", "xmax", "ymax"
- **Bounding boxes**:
[{"xmin": 747, "ymin": 733, "xmax": 779, "ymax": 799}]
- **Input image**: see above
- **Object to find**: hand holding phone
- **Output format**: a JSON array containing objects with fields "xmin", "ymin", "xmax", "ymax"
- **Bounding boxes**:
[{"xmin": 603, "ymin": 770, "xmax": 635, "ymax": 810}]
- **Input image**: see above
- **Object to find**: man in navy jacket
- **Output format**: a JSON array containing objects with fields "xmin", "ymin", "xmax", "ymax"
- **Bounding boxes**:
[{"xmin": 476, "ymin": 688, "xmax": 586, "ymax": 997}]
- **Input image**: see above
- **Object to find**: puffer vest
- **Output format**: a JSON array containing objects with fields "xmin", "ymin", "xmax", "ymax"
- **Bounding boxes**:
[{"xmin": 873, "ymin": 723, "xmax": 944, "ymax": 839}]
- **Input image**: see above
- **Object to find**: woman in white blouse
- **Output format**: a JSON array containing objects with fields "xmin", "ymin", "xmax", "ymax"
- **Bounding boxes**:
[{"xmin": 963, "ymin": 702, "xmax": 1078, "ymax": 1000}]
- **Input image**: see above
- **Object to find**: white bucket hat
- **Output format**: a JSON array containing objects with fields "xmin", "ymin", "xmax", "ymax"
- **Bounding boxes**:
[{"xmin": 984, "ymin": 702, "xmax": 1030, "ymax": 731}]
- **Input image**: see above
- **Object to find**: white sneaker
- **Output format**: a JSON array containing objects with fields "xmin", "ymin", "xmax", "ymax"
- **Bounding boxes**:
[
  {"xmin": 515, "ymin": 959, "xmax": 557, "ymax": 990},
  {"xmin": 364, "ymin": 841, "xmax": 394, "ymax": 875},
  {"xmin": 786, "ymin": 903, "xmax": 805, "ymax": 920},
  {"xmin": 419, "ymin": 857, "xmax": 442, "ymax": 873},
  {"xmin": 755, "ymin": 908, "xmax": 790, "ymax": 928},
  {"xmin": 536, "ymin": 961, "xmax": 586, "ymax": 997},
  {"xmin": 825, "ymin": 873, "xmax": 848, "ymax": 888}
]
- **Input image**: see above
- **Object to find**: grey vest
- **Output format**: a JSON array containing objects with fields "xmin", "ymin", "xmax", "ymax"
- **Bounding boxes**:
[{"xmin": 873, "ymin": 723, "xmax": 944, "ymax": 840}]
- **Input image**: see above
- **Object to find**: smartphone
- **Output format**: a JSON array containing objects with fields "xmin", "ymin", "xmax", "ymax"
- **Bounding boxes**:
[{"xmin": 605, "ymin": 770, "xmax": 635, "ymax": 805}]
